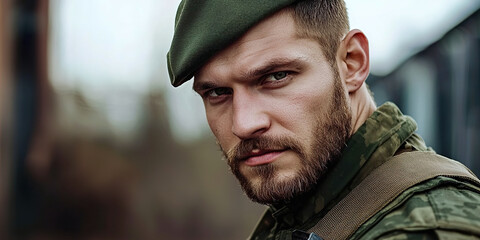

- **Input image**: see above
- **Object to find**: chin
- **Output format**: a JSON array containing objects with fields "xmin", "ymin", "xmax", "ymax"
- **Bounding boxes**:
[{"xmin": 244, "ymin": 169, "xmax": 312, "ymax": 204}]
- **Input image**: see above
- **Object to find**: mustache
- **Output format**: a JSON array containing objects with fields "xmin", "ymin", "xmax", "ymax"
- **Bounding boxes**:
[{"xmin": 224, "ymin": 135, "xmax": 304, "ymax": 164}]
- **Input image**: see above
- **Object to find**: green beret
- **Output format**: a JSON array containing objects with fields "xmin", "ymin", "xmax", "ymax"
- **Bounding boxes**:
[{"xmin": 167, "ymin": 0, "xmax": 300, "ymax": 87}]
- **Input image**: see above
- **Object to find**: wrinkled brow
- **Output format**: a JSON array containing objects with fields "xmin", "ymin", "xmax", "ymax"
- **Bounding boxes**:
[{"xmin": 193, "ymin": 57, "xmax": 306, "ymax": 92}]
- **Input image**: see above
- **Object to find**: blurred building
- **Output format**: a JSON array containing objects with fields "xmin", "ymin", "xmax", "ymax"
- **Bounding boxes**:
[{"xmin": 369, "ymin": 9, "xmax": 480, "ymax": 175}]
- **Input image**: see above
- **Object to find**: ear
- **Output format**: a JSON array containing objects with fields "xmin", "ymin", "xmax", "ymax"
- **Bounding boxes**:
[{"xmin": 337, "ymin": 29, "xmax": 370, "ymax": 93}]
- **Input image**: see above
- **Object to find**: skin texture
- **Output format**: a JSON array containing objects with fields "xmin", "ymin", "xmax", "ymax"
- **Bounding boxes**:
[{"xmin": 194, "ymin": 9, "xmax": 375, "ymax": 204}]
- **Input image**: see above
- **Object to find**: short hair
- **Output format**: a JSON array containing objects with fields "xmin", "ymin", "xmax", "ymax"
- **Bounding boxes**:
[{"xmin": 292, "ymin": 0, "xmax": 350, "ymax": 65}]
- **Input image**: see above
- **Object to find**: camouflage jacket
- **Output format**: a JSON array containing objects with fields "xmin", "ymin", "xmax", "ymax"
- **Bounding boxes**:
[{"xmin": 249, "ymin": 102, "xmax": 480, "ymax": 240}]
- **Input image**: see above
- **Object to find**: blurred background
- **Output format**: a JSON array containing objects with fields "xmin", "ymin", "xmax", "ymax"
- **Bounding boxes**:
[{"xmin": 1, "ymin": 0, "xmax": 479, "ymax": 239}]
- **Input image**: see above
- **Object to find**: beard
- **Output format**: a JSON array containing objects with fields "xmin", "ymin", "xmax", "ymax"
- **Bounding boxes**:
[{"xmin": 222, "ymin": 69, "xmax": 352, "ymax": 204}]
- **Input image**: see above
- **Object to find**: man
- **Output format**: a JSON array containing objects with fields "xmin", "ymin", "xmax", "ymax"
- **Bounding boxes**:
[{"xmin": 167, "ymin": 1, "xmax": 480, "ymax": 239}]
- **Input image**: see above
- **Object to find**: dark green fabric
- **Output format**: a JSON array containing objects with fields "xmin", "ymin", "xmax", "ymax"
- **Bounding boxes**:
[{"xmin": 167, "ymin": 0, "xmax": 299, "ymax": 87}]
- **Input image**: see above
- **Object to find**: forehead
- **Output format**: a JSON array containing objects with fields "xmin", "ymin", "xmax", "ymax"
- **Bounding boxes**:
[{"xmin": 194, "ymin": 10, "xmax": 312, "ymax": 84}]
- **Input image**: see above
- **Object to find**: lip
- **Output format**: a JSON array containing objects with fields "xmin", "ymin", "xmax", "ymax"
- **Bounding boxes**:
[{"xmin": 243, "ymin": 149, "xmax": 285, "ymax": 166}]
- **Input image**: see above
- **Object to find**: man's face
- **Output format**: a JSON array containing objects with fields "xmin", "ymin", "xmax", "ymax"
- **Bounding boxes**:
[{"xmin": 194, "ymin": 10, "xmax": 352, "ymax": 204}]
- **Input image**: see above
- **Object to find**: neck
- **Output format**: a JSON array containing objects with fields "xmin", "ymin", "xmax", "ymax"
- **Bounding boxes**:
[{"xmin": 349, "ymin": 84, "xmax": 376, "ymax": 135}]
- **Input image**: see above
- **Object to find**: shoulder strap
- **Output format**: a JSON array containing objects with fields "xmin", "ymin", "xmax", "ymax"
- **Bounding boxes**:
[{"xmin": 308, "ymin": 151, "xmax": 480, "ymax": 240}]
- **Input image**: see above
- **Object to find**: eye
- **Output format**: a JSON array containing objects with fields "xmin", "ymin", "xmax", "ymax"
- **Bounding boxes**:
[
  {"xmin": 266, "ymin": 71, "xmax": 288, "ymax": 82},
  {"xmin": 206, "ymin": 87, "xmax": 232, "ymax": 97}
]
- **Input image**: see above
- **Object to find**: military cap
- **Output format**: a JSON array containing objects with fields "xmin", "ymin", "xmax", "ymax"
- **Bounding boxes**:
[{"xmin": 167, "ymin": 0, "xmax": 300, "ymax": 87}]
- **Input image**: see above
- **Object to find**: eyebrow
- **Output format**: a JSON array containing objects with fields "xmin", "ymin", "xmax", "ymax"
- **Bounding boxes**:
[
  {"xmin": 243, "ymin": 57, "xmax": 305, "ymax": 80},
  {"xmin": 193, "ymin": 57, "xmax": 306, "ymax": 92}
]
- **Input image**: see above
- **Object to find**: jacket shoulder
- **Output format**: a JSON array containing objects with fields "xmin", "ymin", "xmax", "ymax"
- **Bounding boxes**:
[{"xmin": 357, "ymin": 176, "xmax": 480, "ymax": 239}]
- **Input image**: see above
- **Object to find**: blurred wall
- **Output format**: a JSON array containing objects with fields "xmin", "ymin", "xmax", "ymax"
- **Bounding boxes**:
[{"xmin": 368, "ymin": 9, "xmax": 480, "ymax": 175}]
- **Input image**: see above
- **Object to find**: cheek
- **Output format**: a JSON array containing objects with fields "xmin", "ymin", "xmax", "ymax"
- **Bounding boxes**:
[
  {"xmin": 206, "ymin": 110, "xmax": 234, "ymax": 146},
  {"xmin": 281, "ymin": 87, "xmax": 332, "ymax": 119},
  {"xmin": 274, "ymin": 87, "xmax": 333, "ymax": 140},
  {"xmin": 206, "ymin": 114, "xmax": 222, "ymax": 137},
  {"xmin": 302, "ymin": 80, "xmax": 335, "ymax": 111}
]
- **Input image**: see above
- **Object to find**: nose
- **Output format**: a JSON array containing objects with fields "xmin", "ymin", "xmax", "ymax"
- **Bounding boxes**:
[{"xmin": 231, "ymin": 91, "xmax": 270, "ymax": 140}]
